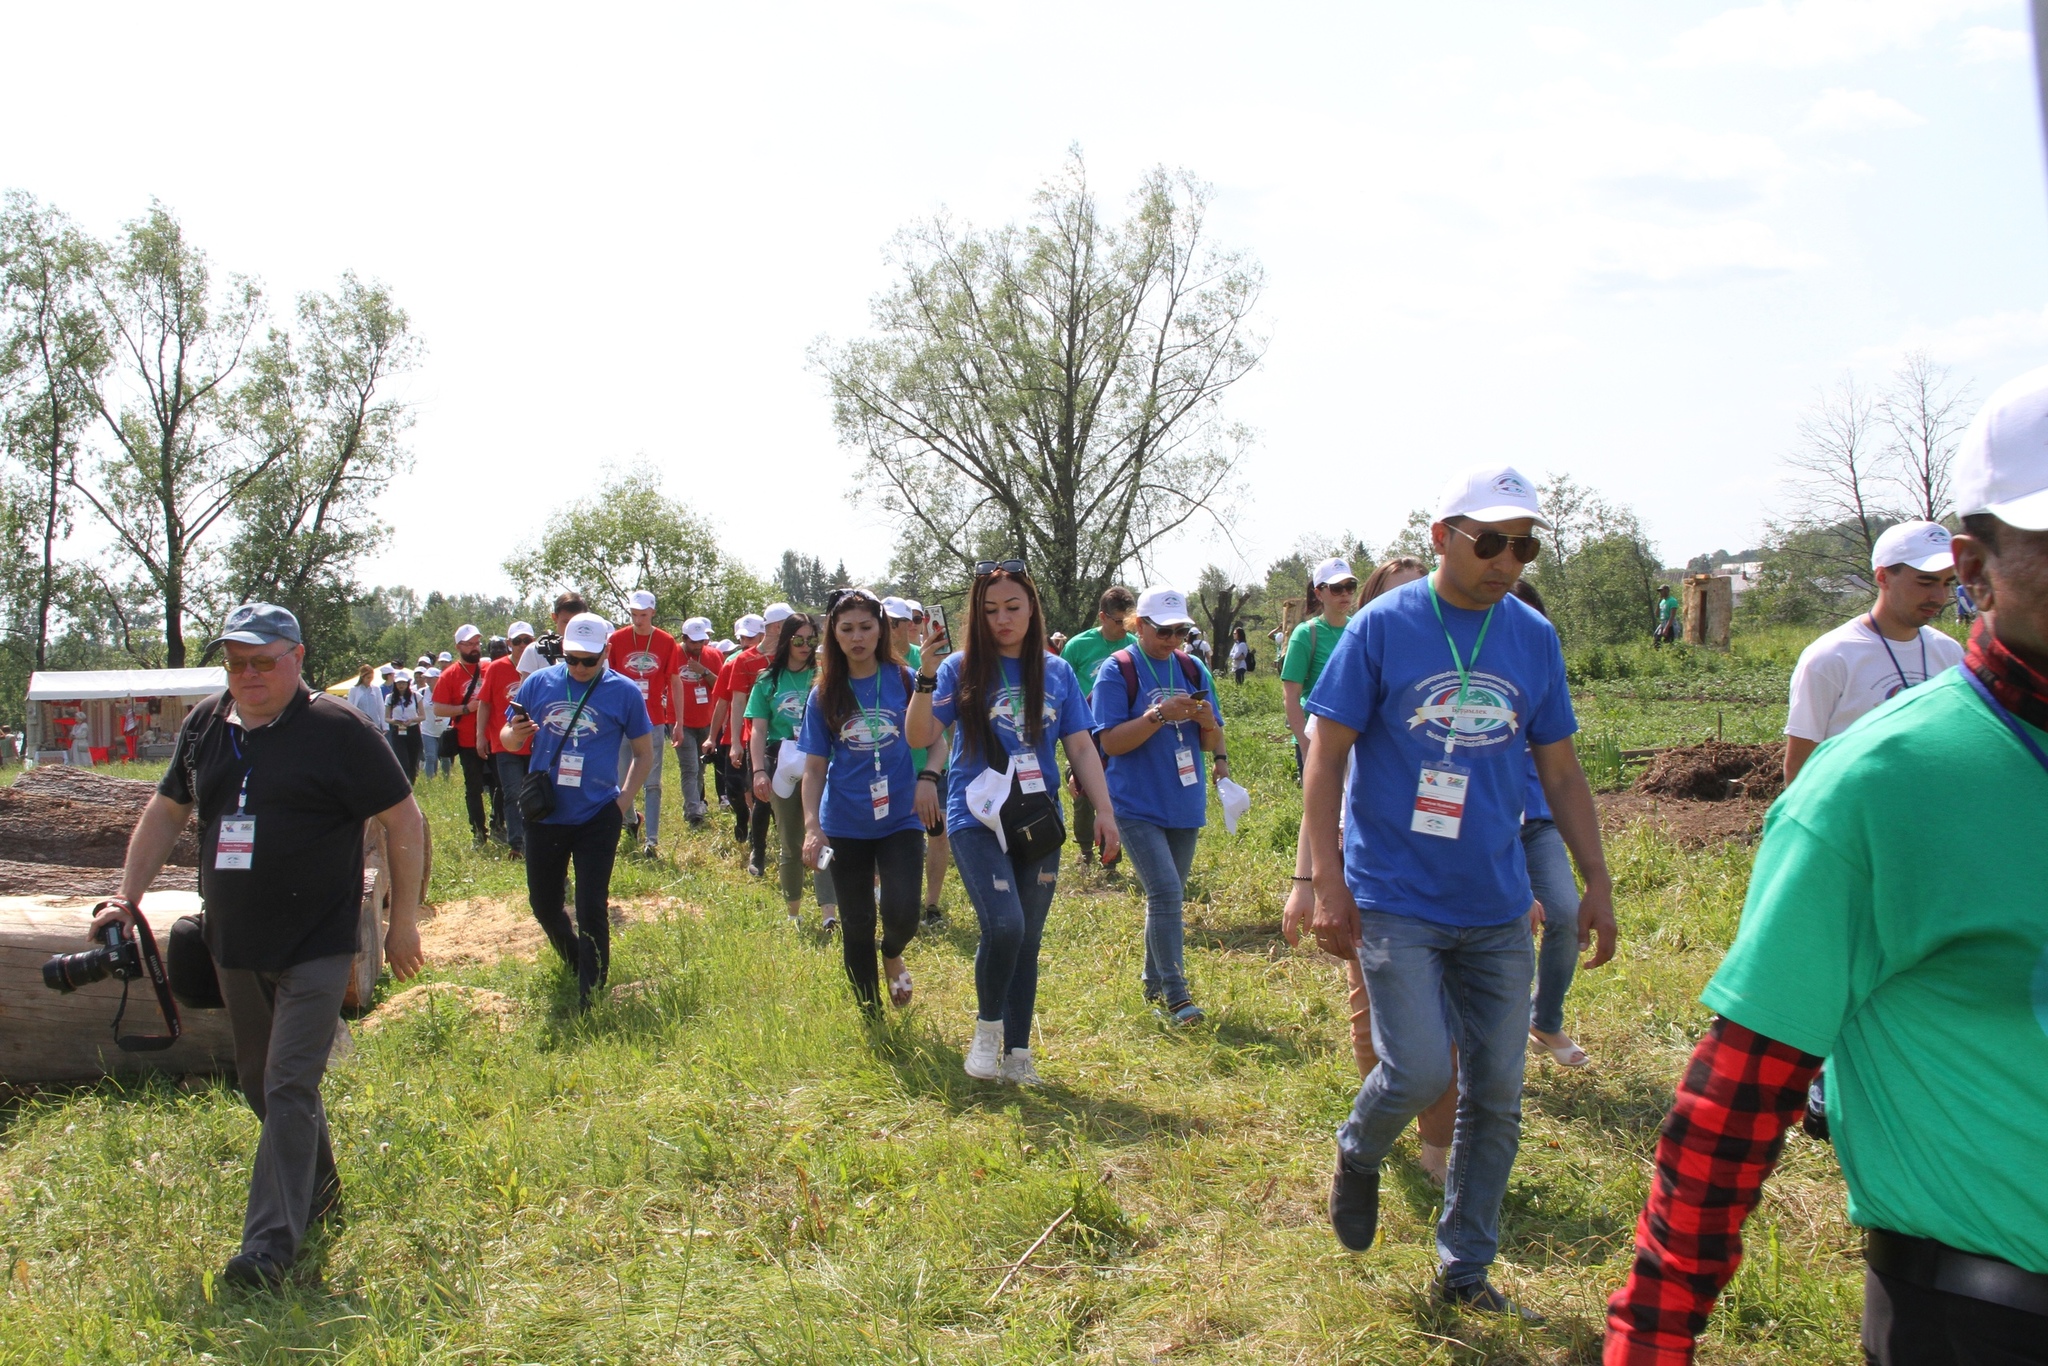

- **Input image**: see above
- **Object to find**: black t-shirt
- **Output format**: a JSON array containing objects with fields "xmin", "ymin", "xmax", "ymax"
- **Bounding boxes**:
[{"xmin": 160, "ymin": 687, "xmax": 413, "ymax": 971}]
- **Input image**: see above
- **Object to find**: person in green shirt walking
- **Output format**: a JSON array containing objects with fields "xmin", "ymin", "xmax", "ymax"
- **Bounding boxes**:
[
  {"xmin": 1282, "ymin": 558, "xmax": 1359, "ymax": 779},
  {"xmin": 746, "ymin": 613, "xmax": 837, "ymax": 928},
  {"xmin": 1060, "ymin": 585, "xmax": 1136, "ymax": 865}
]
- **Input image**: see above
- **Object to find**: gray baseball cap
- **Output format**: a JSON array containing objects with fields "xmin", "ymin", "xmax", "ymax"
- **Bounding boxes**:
[{"xmin": 210, "ymin": 602, "xmax": 302, "ymax": 649}]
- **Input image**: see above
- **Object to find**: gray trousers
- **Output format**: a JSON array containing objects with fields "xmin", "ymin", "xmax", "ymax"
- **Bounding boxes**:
[
  {"xmin": 217, "ymin": 953, "xmax": 352, "ymax": 1265},
  {"xmin": 674, "ymin": 724, "xmax": 709, "ymax": 820},
  {"xmin": 618, "ymin": 723, "xmax": 667, "ymax": 843}
]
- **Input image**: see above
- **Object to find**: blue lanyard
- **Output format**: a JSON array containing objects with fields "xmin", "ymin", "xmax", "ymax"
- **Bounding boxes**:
[
  {"xmin": 1868, "ymin": 616, "xmax": 1928, "ymax": 694},
  {"xmin": 1962, "ymin": 669, "xmax": 2048, "ymax": 779}
]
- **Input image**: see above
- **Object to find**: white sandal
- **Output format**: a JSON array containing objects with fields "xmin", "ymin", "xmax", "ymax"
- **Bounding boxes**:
[
  {"xmin": 1531, "ymin": 1029, "xmax": 1590, "ymax": 1068},
  {"xmin": 886, "ymin": 961, "xmax": 913, "ymax": 1007}
]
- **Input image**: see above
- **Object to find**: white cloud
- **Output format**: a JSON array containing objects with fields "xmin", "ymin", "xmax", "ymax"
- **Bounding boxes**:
[
  {"xmin": 1527, "ymin": 24, "xmax": 1590, "ymax": 56},
  {"xmin": 1801, "ymin": 87, "xmax": 1928, "ymax": 132},
  {"xmin": 1858, "ymin": 306, "xmax": 2048, "ymax": 366},
  {"xmin": 1669, "ymin": 0, "xmax": 2005, "ymax": 67},
  {"xmin": 1957, "ymin": 24, "xmax": 2031, "ymax": 61}
]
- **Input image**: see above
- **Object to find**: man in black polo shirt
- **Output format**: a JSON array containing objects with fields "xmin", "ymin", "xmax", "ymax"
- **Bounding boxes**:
[{"xmin": 91, "ymin": 603, "xmax": 425, "ymax": 1289}]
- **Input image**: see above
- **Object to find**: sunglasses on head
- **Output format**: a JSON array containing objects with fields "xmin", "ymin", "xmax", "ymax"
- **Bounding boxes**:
[
  {"xmin": 826, "ymin": 588, "xmax": 880, "ymax": 612},
  {"xmin": 564, "ymin": 652, "xmax": 604, "ymax": 668},
  {"xmin": 1449, "ymin": 525, "xmax": 1543, "ymax": 563},
  {"xmin": 225, "ymin": 650, "xmax": 295, "ymax": 675},
  {"xmin": 975, "ymin": 559, "xmax": 1028, "ymax": 577}
]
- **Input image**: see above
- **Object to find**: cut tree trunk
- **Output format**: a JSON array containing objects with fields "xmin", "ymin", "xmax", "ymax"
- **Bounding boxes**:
[{"xmin": 0, "ymin": 765, "xmax": 199, "ymax": 867}]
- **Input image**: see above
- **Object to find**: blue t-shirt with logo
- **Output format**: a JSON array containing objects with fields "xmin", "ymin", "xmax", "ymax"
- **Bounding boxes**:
[
  {"xmin": 512, "ymin": 664, "xmax": 654, "ymax": 826},
  {"xmin": 797, "ymin": 664, "xmax": 924, "ymax": 840},
  {"xmin": 931, "ymin": 652, "xmax": 1093, "ymax": 837},
  {"xmin": 1305, "ymin": 576, "xmax": 1575, "ymax": 926},
  {"xmin": 1091, "ymin": 648, "xmax": 1214, "ymax": 829}
]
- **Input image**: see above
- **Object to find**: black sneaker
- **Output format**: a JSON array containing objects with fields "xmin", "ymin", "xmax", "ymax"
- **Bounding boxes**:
[
  {"xmin": 1328, "ymin": 1157, "xmax": 1380, "ymax": 1252},
  {"xmin": 921, "ymin": 904, "xmax": 946, "ymax": 928},
  {"xmin": 221, "ymin": 1252, "xmax": 289, "ymax": 1290},
  {"xmin": 1436, "ymin": 1276, "xmax": 1544, "ymax": 1324}
]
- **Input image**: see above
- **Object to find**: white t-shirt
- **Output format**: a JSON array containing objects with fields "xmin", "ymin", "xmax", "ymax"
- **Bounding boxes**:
[{"xmin": 1785, "ymin": 616, "xmax": 1965, "ymax": 742}]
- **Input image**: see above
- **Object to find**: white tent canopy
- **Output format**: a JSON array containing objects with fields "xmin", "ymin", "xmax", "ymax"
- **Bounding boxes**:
[{"xmin": 26, "ymin": 668, "xmax": 226, "ymax": 702}]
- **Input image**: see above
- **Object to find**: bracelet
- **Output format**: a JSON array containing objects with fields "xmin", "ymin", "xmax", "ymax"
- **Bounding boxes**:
[
  {"xmin": 1213, "ymin": 753, "xmax": 1228, "ymax": 762},
  {"xmin": 1291, "ymin": 875, "xmax": 1313, "ymax": 882},
  {"xmin": 917, "ymin": 771, "xmax": 940, "ymax": 784},
  {"xmin": 914, "ymin": 674, "xmax": 937, "ymax": 694}
]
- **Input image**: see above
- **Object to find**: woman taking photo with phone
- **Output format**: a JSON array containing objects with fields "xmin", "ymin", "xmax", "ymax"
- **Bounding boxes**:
[
  {"xmin": 799, "ymin": 590, "xmax": 924, "ymax": 1013},
  {"xmin": 747, "ymin": 613, "xmax": 838, "ymax": 929},
  {"xmin": 906, "ymin": 559, "xmax": 1117, "ymax": 1085}
]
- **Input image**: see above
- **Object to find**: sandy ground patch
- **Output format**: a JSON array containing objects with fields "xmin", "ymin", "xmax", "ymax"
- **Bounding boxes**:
[
  {"xmin": 415, "ymin": 894, "xmax": 697, "ymax": 966},
  {"xmin": 358, "ymin": 982, "xmax": 520, "ymax": 1034}
]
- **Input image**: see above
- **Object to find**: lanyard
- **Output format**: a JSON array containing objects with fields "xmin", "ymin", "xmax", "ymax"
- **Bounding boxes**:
[
  {"xmin": 1962, "ymin": 668, "xmax": 2048, "ymax": 779},
  {"xmin": 1868, "ymin": 616, "xmax": 1928, "ymax": 694},
  {"xmin": 563, "ymin": 676, "xmax": 597, "ymax": 750},
  {"xmin": 1141, "ymin": 649, "xmax": 1186, "ymax": 741},
  {"xmin": 1427, "ymin": 585, "xmax": 1496, "ymax": 757},
  {"xmin": 227, "ymin": 723, "xmax": 251, "ymax": 812},
  {"xmin": 854, "ymin": 671, "xmax": 889, "ymax": 771}
]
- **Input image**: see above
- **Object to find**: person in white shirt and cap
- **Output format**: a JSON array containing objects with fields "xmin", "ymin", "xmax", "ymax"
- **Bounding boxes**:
[
  {"xmin": 1783, "ymin": 520, "xmax": 1966, "ymax": 784},
  {"xmin": 385, "ymin": 667, "xmax": 425, "ymax": 784},
  {"xmin": 1282, "ymin": 557, "xmax": 1361, "ymax": 779},
  {"xmin": 705, "ymin": 612, "xmax": 772, "ymax": 854},
  {"xmin": 670, "ymin": 615, "xmax": 724, "ymax": 827},
  {"xmin": 418, "ymin": 665, "xmax": 450, "ymax": 778}
]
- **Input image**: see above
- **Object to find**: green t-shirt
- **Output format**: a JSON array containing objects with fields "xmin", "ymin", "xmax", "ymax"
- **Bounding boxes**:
[
  {"xmin": 1656, "ymin": 594, "xmax": 1678, "ymax": 626},
  {"xmin": 1281, "ymin": 616, "xmax": 1343, "ymax": 696},
  {"xmin": 743, "ymin": 665, "xmax": 816, "ymax": 744},
  {"xmin": 1062, "ymin": 627, "xmax": 1128, "ymax": 703},
  {"xmin": 1702, "ymin": 669, "xmax": 2048, "ymax": 1271},
  {"xmin": 901, "ymin": 643, "xmax": 937, "ymax": 771}
]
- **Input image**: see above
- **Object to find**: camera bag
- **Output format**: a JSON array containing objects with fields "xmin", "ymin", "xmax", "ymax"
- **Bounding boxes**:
[
  {"xmin": 167, "ymin": 912, "xmax": 224, "ymax": 1010},
  {"xmin": 518, "ymin": 680, "xmax": 597, "ymax": 824}
]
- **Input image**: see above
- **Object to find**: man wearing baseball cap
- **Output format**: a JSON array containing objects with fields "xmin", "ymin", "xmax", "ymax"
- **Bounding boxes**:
[
  {"xmin": 1091, "ymin": 585, "xmax": 1226, "ymax": 1023},
  {"xmin": 432, "ymin": 624, "xmax": 502, "ymax": 848},
  {"xmin": 1606, "ymin": 369, "xmax": 2048, "ymax": 1361},
  {"xmin": 477, "ymin": 621, "xmax": 537, "ymax": 857},
  {"xmin": 708, "ymin": 609, "xmax": 784, "ymax": 870},
  {"xmin": 1782, "ymin": 520, "xmax": 1964, "ymax": 785},
  {"xmin": 1305, "ymin": 464, "xmax": 1617, "ymax": 1317},
  {"xmin": 89, "ymin": 603, "xmax": 424, "ymax": 1288},
  {"xmin": 1062, "ymin": 585, "xmax": 1139, "ymax": 866},
  {"xmin": 501, "ymin": 612, "xmax": 654, "ymax": 1008},
  {"xmin": 671, "ymin": 617, "xmax": 724, "ymax": 828},
  {"xmin": 608, "ymin": 590, "xmax": 680, "ymax": 857}
]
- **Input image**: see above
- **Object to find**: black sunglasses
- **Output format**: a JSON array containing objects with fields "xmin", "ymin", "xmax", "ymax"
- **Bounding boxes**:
[
  {"xmin": 826, "ymin": 588, "xmax": 880, "ymax": 612},
  {"xmin": 564, "ymin": 652, "xmax": 604, "ymax": 668},
  {"xmin": 974, "ymin": 559, "xmax": 1028, "ymax": 577},
  {"xmin": 1450, "ymin": 526, "xmax": 1542, "ymax": 564},
  {"xmin": 1145, "ymin": 620, "xmax": 1193, "ymax": 638}
]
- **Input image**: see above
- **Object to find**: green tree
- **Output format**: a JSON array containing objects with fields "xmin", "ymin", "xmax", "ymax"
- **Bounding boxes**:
[
  {"xmin": 815, "ymin": 149, "xmax": 1266, "ymax": 632},
  {"xmin": 503, "ymin": 467, "xmax": 768, "ymax": 635},
  {"xmin": 775, "ymin": 550, "xmax": 835, "ymax": 612},
  {"xmin": 1527, "ymin": 475, "xmax": 1661, "ymax": 645},
  {"xmin": 1385, "ymin": 509, "xmax": 1438, "ymax": 569},
  {"xmin": 1194, "ymin": 564, "xmax": 1263, "ymax": 648}
]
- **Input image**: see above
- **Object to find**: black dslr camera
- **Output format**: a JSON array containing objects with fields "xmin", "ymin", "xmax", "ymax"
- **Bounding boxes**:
[{"xmin": 41, "ymin": 905, "xmax": 183, "ymax": 1051}]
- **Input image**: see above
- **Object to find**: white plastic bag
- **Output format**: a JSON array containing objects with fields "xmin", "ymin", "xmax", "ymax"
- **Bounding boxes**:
[
  {"xmin": 772, "ymin": 738, "xmax": 807, "ymax": 799},
  {"xmin": 1215, "ymin": 777, "xmax": 1252, "ymax": 835},
  {"xmin": 964, "ymin": 756, "xmax": 1015, "ymax": 852}
]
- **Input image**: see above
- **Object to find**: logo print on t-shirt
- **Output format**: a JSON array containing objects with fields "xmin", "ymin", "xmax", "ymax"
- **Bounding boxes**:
[
  {"xmin": 990, "ymin": 685, "xmax": 1058, "ymax": 741},
  {"xmin": 775, "ymin": 690, "xmax": 807, "ymax": 723},
  {"xmin": 1406, "ymin": 669, "xmax": 1521, "ymax": 750},
  {"xmin": 838, "ymin": 712, "xmax": 899, "ymax": 752},
  {"xmin": 625, "ymin": 650, "xmax": 661, "ymax": 676},
  {"xmin": 539, "ymin": 699, "xmax": 604, "ymax": 740}
]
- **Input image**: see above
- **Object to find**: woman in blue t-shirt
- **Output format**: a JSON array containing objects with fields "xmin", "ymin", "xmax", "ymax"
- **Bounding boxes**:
[
  {"xmin": 905, "ymin": 561, "xmax": 1117, "ymax": 1085},
  {"xmin": 799, "ymin": 589, "xmax": 925, "ymax": 1014}
]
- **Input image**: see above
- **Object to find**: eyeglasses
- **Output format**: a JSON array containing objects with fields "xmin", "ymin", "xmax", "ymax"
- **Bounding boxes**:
[
  {"xmin": 564, "ymin": 653, "xmax": 604, "ymax": 668},
  {"xmin": 974, "ymin": 559, "xmax": 1028, "ymax": 577},
  {"xmin": 1449, "ymin": 526, "xmax": 1542, "ymax": 563},
  {"xmin": 225, "ymin": 650, "xmax": 295, "ymax": 675},
  {"xmin": 1145, "ymin": 621, "xmax": 1193, "ymax": 638},
  {"xmin": 789, "ymin": 635, "xmax": 816, "ymax": 646}
]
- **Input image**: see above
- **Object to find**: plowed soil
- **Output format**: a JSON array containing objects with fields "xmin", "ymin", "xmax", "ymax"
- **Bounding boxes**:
[{"xmin": 1633, "ymin": 741, "xmax": 1786, "ymax": 804}]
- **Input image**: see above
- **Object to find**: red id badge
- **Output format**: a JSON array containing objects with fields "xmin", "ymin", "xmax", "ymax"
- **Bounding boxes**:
[
  {"xmin": 1175, "ymin": 746, "xmax": 1198, "ymax": 786},
  {"xmin": 215, "ymin": 817, "xmax": 255, "ymax": 869},
  {"xmin": 1411, "ymin": 758, "xmax": 1468, "ymax": 839}
]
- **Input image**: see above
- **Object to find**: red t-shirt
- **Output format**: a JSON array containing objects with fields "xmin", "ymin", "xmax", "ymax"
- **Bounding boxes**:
[
  {"xmin": 431, "ymin": 658, "xmax": 489, "ymax": 748},
  {"xmin": 607, "ymin": 626, "xmax": 681, "ymax": 726},
  {"xmin": 714, "ymin": 647, "xmax": 770, "ymax": 746},
  {"xmin": 674, "ymin": 643, "xmax": 725, "ymax": 729},
  {"xmin": 479, "ymin": 656, "xmax": 529, "ymax": 756}
]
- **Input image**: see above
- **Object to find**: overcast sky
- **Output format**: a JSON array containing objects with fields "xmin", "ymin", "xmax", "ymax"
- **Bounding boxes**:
[{"xmin": 7, "ymin": 0, "xmax": 2046, "ymax": 604}]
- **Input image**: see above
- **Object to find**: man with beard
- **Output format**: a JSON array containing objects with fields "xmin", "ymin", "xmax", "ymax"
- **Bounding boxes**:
[
  {"xmin": 432, "ymin": 624, "xmax": 501, "ymax": 848},
  {"xmin": 608, "ymin": 590, "xmax": 679, "ymax": 856},
  {"xmin": 671, "ymin": 616, "xmax": 724, "ymax": 828}
]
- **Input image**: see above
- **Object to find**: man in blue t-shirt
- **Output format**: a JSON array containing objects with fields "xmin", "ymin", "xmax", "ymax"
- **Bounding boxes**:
[
  {"xmin": 502, "ymin": 612, "xmax": 654, "ymax": 1007},
  {"xmin": 1304, "ymin": 464, "xmax": 1618, "ymax": 1319}
]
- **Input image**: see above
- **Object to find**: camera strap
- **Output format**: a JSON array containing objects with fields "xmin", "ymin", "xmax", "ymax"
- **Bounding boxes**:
[{"xmin": 97, "ymin": 902, "xmax": 183, "ymax": 1052}]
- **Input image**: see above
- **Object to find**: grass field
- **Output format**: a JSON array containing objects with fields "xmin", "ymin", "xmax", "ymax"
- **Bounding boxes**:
[{"xmin": 0, "ymin": 646, "xmax": 1871, "ymax": 1364}]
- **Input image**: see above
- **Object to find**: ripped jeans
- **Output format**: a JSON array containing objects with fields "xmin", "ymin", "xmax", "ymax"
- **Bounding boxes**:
[{"xmin": 948, "ymin": 823, "xmax": 1061, "ymax": 1053}]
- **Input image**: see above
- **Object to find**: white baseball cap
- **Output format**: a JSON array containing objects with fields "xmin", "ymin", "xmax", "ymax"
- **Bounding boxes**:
[
  {"xmin": 627, "ymin": 589, "xmax": 657, "ymax": 612},
  {"xmin": 1957, "ymin": 361, "xmax": 2048, "ymax": 531},
  {"xmin": 762, "ymin": 602, "xmax": 795, "ymax": 625},
  {"xmin": 424, "ymin": 666, "xmax": 442, "ymax": 679},
  {"xmin": 1870, "ymin": 520, "xmax": 1955, "ymax": 572},
  {"xmin": 391, "ymin": 668, "xmax": 412, "ymax": 683},
  {"xmin": 377, "ymin": 664, "xmax": 394, "ymax": 677},
  {"xmin": 735, "ymin": 613, "xmax": 766, "ymax": 637},
  {"xmin": 437, "ymin": 651, "xmax": 453, "ymax": 663},
  {"xmin": 881, "ymin": 595, "xmax": 913, "ymax": 620},
  {"xmin": 715, "ymin": 639, "xmax": 735, "ymax": 653},
  {"xmin": 1135, "ymin": 585, "xmax": 1195, "ymax": 627},
  {"xmin": 454, "ymin": 624, "xmax": 482, "ymax": 644},
  {"xmin": 562, "ymin": 612, "xmax": 611, "ymax": 655},
  {"xmin": 416, "ymin": 655, "xmax": 431, "ymax": 666},
  {"xmin": 906, "ymin": 599, "xmax": 925, "ymax": 619},
  {"xmin": 1434, "ymin": 464, "xmax": 1551, "ymax": 528},
  {"xmin": 507, "ymin": 620, "xmax": 536, "ymax": 641},
  {"xmin": 681, "ymin": 616, "xmax": 711, "ymax": 642},
  {"xmin": 1311, "ymin": 558, "xmax": 1355, "ymax": 588}
]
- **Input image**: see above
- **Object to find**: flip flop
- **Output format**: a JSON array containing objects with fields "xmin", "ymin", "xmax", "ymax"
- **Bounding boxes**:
[
  {"xmin": 1530, "ymin": 1029, "xmax": 1590, "ymax": 1068},
  {"xmin": 887, "ymin": 965, "xmax": 913, "ymax": 1007}
]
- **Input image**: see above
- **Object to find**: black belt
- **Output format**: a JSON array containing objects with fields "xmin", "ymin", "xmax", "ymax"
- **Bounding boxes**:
[{"xmin": 1866, "ymin": 1228, "xmax": 2048, "ymax": 1318}]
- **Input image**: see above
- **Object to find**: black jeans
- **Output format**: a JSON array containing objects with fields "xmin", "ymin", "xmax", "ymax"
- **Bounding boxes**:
[
  {"xmin": 524, "ymin": 801, "xmax": 624, "ymax": 1001},
  {"xmin": 388, "ymin": 727, "xmax": 421, "ymax": 784},
  {"xmin": 458, "ymin": 747, "xmax": 501, "ymax": 838},
  {"xmin": 1863, "ymin": 1267, "xmax": 2048, "ymax": 1365},
  {"xmin": 826, "ymin": 827, "xmax": 925, "ymax": 1011}
]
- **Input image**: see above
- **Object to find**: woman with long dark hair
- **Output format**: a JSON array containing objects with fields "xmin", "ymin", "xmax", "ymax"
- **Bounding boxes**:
[
  {"xmin": 906, "ymin": 560, "xmax": 1117, "ymax": 1084},
  {"xmin": 1282, "ymin": 558, "xmax": 1360, "ymax": 777},
  {"xmin": 799, "ymin": 590, "xmax": 924, "ymax": 1013},
  {"xmin": 748, "ymin": 613, "xmax": 837, "ymax": 929}
]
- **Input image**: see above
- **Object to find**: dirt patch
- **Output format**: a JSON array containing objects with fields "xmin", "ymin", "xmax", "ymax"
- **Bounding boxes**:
[
  {"xmin": 0, "ymin": 766, "xmax": 199, "ymax": 867},
  {"xmin": 358, "ymin": 982, "xmax": 519, "ymax": 1034},
  {"xmin": 1633, "ymin": 741, "xmax": 1786, "ymax": 804},
  {"xmin": 1599, "ymin": 790, "xmax": 1770, "ymax": 848},
  {"xmin": 415, "ymin": 895, "xmax": 685, "ymax": 967},
  {"xmin": 0, "ymin": 860, "xmax": 197, "ymax": 897}
]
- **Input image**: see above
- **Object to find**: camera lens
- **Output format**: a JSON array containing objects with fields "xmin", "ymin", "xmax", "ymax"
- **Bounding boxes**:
[{"xmin": 42, "ymin": 946, "xmax": 113, "ymax": 994}]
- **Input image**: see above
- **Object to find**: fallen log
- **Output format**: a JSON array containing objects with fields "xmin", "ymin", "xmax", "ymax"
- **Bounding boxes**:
[
  {"xmin": 0, "ymin": 861, "xmax": 196, "ymax": 898},
  {"xmin": 0, "ymin": 767, "xmax": 199, "ymax": 868}
]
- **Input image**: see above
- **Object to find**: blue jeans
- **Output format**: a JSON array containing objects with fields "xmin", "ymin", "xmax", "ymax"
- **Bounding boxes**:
[
  {"xmin": 1522, "ymin": 819, "xmax": 1581, "ymax": 1035},
  {"xmin": 492, "ymin": 751, "xmax": 529, "ymax": 852},
  {"xmin": 1338, "ymin": 909, "xmax": 1534, "ymax": 1285},
  {"xmin": 949, "ymin": 824, "xmax": 1060, "ymax": 1053},
  {"xmin": 1118, "ymin": 819, "xmax": 1199, "ymax": 1006}
]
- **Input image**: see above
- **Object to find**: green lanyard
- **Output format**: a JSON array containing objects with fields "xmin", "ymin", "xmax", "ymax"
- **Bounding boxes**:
[
  {"xmin": 854, "ymin": 671, "xmax": 889, "ymax": 771},
  {"xmin": 1427, "ymin": 584, "xmax": 1495, "ymax": 758},
  {"xmin": 1141, "ymin": 649, "xmax": 1186, "ymax": 740}
]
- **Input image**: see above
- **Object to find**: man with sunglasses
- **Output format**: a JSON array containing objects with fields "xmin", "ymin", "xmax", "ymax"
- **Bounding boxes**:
[
  {"xmin": 91, "ymin": 602, "xmax": 424, "ymax": 1290},
  {"xmin": 502, "ymin": 612, "xmax": 654, "ymax": 1008},
  {"xmin": 671, "ymin": 617, "xmax": 724, "ymax": 829},
  {"xmin": 1304, "ymin": 465, "xmax": 1617, "ymax": 1319},
  {"xmin": 1061, "ymin": 584, "xmax": 1138, "ymax": 866},
  {"xmin": 608, "ymin": 590, "xmax": 681, "ymax": 857},
  {"xmin": 432, "ymin": 624, "xmax": 502, "ymax": 849}
]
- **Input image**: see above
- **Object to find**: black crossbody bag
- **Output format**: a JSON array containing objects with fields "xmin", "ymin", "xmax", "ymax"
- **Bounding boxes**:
[
  {"xmin": 518, "ymin": 683, "xmax": 596, "ymax": 823},
  {"xmin": 999, "ymin": 744, "xmax": 1065, "ymax": 865}
]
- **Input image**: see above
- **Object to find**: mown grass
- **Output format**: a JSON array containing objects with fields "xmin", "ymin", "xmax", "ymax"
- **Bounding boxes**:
[{"xmin": 0, "ymin": 670, "xmax": 1863, "ymax": 1363}]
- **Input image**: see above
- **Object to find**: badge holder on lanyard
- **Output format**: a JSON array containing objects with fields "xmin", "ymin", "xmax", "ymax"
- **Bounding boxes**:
[
  {"xmin": 1412, "ymin": 587, "xmax": 1495, "ymax": 841},
  {"xmin": 1869, "ymin": 614, "xmax": 1928, "ymax": 694},
  {"xmin": 857, "ymin": 672, "xmax": 893, "ymax": 819},
  {"xmin": 556, "ymin": 677, "xmax": 596, "ymax": 788},
  {"xmin": 216, "ymin": 727, "xmax": 257, "ymax": 870},
  {"xmin": 1144, "ymin": 651, "xmax": 1200, "ymax": 788},
  {"xmin": 1004, "ymin": 657, "xmax": 1049, "ymax": 794}
]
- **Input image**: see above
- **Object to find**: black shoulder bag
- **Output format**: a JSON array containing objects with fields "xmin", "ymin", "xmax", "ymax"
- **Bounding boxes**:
[
  {"xmin": 997, "ymin": 667, "xmax": 1064, "ymax": 865},
  {"xmin": 518, "ymin": 681, "xmax": 597, "ymax": 823}
]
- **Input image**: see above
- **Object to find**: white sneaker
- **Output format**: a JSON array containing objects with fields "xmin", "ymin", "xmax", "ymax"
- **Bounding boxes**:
[
  {"xmin": 964, "ymin": 1019, "xmax": 1005, "ymax": 1079},
  {"xmin": 999, "ymin": 1048, "xmax": 1042, "ymax": 1087}
]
